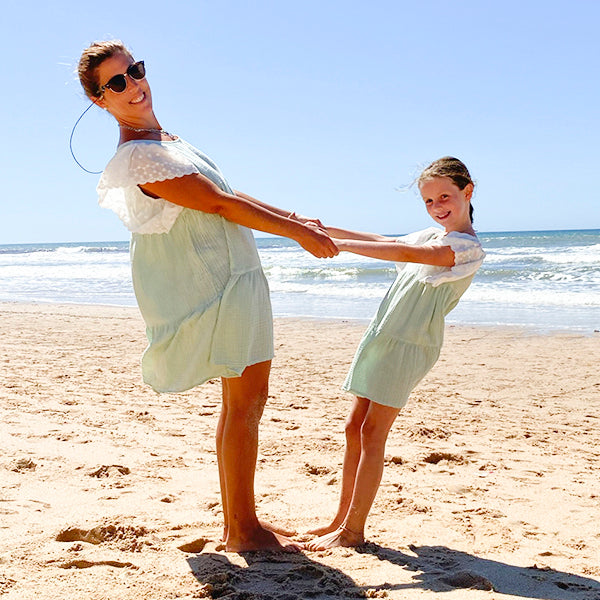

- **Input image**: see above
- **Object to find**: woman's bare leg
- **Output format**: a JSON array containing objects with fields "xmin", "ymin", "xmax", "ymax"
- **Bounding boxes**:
[
  {"xmin": 218, "ymin": 380, "xmax": 295, "ymax": 541},
  {"xmin": 307, "ymin": 399, "xmax": 400, "ymax": 550},
  {"xmin": 307, "ymin": 396, "xmax": 370, "ymax": 535},
  {"xmin": 216, "ymin": 388, "xmax": 228, "ymax": 540},
  {"xmin": 218, "ymin": 361, "xmax": 302, "ymax": 552}
]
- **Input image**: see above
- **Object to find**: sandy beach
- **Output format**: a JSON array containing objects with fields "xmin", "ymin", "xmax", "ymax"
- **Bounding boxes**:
[{"xmin": 1, "ymin": 301, "xmax": 599, "ymax": 599}]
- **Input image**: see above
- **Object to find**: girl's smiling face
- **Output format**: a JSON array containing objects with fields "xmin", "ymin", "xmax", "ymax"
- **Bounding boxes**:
[
  {"xmin": 419, "ymin": 176, "xmax": 474, "ymax": 234},
  {"xmin": 94, "ymin": 53, "xmax": 153, "ymax": 126}
]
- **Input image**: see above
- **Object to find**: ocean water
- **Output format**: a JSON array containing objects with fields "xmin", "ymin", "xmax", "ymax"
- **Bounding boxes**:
[{"xmin": 1, "ymin": 229, "xmax": 599, "ymax": 333}]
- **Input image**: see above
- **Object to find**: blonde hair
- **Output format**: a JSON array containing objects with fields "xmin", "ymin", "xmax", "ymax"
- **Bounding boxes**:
[
  {"xmin": 418, "ymin": 156, "xmax": 475, "ymax": 223},
  {"xmin": 78, "ymin": 40, "xmax": 133, "ymax": 98}
]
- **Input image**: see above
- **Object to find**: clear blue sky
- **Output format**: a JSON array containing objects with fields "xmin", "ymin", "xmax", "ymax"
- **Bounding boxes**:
[{"xmin": 3, "ymin": 0, "xmax": 599, "ymax": 243}]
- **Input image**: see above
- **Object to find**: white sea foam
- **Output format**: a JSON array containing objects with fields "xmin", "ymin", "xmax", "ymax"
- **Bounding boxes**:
[{"xmin": 2, "ymin": 230, "xmax": 599, "ymax": 331}]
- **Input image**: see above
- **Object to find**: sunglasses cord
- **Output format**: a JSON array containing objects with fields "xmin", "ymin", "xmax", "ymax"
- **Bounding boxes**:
[{"xmin": 69, "ymin": 99, "xmax": 103, "ymax": 175}]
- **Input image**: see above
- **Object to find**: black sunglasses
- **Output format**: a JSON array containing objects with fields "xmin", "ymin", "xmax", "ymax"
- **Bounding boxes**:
[{"xmin": 100, "ymin": 61, "xmax": 146, "ymax": 94}]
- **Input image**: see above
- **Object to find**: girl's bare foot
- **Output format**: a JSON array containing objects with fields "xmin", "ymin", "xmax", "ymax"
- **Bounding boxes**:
[
  {"xmin": 225, "ymin": 526, "xmax": 304, "ymax": 553},
  {"xmin": 306, "ymin": 522, "xmax": 340, "ymax": 536},
  {"xmin": 306, "ymin": 526, "xmax": 364, "ymax": 551}
]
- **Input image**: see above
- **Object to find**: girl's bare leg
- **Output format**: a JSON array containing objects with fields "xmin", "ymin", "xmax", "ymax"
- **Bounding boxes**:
[
  {"xmin": 218, "ymin": 361, "xmax": 302, "ymax": 552},
  {"xmin": 307, "ymin": 396, "xmax": 370, "ymax": 535},
  {"xmin": 307, "ymin": 399, "xmax": 400, "ymax": 550}
]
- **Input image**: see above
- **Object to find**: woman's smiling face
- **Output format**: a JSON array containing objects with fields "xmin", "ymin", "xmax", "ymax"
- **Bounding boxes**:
[
  {"xmin": 95, "ymin": 53, "xmax": 153, "ymax": 125},
  {"xmin": 419, "ymin": 176, "xmax": 474, "ymax": 233}
]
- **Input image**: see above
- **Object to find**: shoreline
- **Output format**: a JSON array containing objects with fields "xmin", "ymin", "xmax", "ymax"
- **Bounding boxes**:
[
  {"xmin": 1, "ymin": 300, "xmax": 598, "ymax": 337},
  {"xmin": 3, "ymin": 227, "xmax": 599, "ymax": 338},
  {"xmin": 1, "ymin": 301, "xmax": 599, "ymax": 598}
]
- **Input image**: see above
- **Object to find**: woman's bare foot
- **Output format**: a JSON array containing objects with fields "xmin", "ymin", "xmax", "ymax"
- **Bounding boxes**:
[
  {"xmin": 260, "ymin": 520, "xmax": 296, "ymax": 537},
  {"xmin": 225, "ymin": 526, "xmax": 304, "ymax": 553},
  {"xmin": 222, "ymin": 520, "xmax": 296, "ymax": 542},
  {"xmin": 306, "ymin": 526, "xmax": 364, "ymax": 551}
]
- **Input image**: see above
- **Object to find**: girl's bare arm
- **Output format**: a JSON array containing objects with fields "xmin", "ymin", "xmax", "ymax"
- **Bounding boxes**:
[
  {"xmin": 334, "ymin": 238, "xmax": 455, "ymax": 267},
  {"xmin": 324, "ymin": 226, "xmax": 390, "ymax": 242}
]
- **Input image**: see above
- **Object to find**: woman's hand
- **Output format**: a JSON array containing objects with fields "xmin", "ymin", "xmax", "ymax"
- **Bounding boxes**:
[{"xmin": 297, "ymin": 225, "xmax": 339, "ymax": 258}]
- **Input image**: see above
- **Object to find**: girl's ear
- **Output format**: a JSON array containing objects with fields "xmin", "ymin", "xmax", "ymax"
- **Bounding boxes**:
[{"xmin": 464, "ymin": 183, "xmax": 474, "ymax": 201}]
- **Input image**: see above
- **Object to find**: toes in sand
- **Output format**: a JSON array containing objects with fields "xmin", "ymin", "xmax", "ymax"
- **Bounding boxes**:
[
  {"xmin": 306, "ymin": 522, "xmax": 339, "ymax": 537},
  {"xmin": 225, "ymin": 528, "xmax": 304, "ymax": 553},
  {"xmin": 306, "ymin": 526, "xmax": 364, "ymax": 551}
]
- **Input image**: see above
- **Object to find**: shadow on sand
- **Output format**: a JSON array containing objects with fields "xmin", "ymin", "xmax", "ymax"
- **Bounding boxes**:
[
  {"xmin": 186, "ymin": 544, "xmax": 600, "ymax": 599},
  {"xmin": 187, "ymin": 550, "xmax": 363, "ymax": 599},
  {"xmin": 358, "ymin": 543, "xmax": 600, "ymax": 599}
]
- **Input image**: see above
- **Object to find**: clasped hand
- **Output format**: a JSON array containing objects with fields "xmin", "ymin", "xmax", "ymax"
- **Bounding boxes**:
[{"xmin": 289, "ymin": 213, "xmax": 338, "ymax": 258}]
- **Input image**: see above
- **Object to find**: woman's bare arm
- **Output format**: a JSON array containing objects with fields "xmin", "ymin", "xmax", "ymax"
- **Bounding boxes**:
[{"xmin": 140, "ymin": 174, "xmax": 338, "ymax": 258}]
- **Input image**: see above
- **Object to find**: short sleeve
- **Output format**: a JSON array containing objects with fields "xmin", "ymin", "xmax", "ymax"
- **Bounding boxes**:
[
  {"xmin": 394, "ymin": 227, "xmax": 440, "ymax": 246},
  {"xmin": 421, "ymin": 231, "xmax": 486, "ymax": 287},
  {"xmin": 393, "ymin": 227, "xmax": 441, "ymax": 274},
  {"xmin": 97, "ymin": 142, "xmax": 198, "ymax": 234}
]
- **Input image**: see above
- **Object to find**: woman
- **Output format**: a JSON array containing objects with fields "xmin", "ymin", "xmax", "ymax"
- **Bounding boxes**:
[{"xmin": 78, "ymin": 40, "xmax": 338, "ymax": 552}]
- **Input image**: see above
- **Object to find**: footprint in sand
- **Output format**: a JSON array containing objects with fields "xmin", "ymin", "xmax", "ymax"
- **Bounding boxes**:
[
  {"xmin": 88, "ymin": 464, "xmax": 130, "ymax": 477},
  {"xmin": 423, "ymin": 452, "xmax": 466, "ymax": 465},
  {"xmin": 56, "ymin": 523, "xmax": 151, "ymax": 551},
  {"xmin": 11, "ymin": 458, "xmax": 37, "ymax": 472},
  {"xmin": 200, "ymin": 571, "xmax": 237, "ymax": 597},
  {"xmin": 286, "ymin": 564, "xmax": 326, "ymax": 580},
  {"xmin": 58, "ymin": 559, "xmax": 137, "ymax": 570},
  {"xmin": 56, "ymin": 527, "xmax": 106, "ymax": 545},
  {"xmin": 409, "ymin": 426, "xmax": 451, "ymax": 440},
  {"xmin": 303, "ymin": 463, "xmax": 332, "ymax": 476},
  {"xmin": 177, "ymin": 538, "xmax": 210, "ymax": 553},
  {"xmin": 0, "ymin": 576, "xmax": 16, "ymax": 594},
  {"xmin": 462, "ymin": 507, "xmax": 506, "ymax": 519},
  {"xmin": 553, "ymin": 580, "xmax": 596, "ymax": 592},
  {"xmin": 439, "ymin": 571, "xmax": 494, "ymax": 591}
]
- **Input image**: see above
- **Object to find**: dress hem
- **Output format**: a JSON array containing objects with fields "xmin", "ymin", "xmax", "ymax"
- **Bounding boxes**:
[{"xmin": 143, "ymin": 351, "xmax": 275, "ymax": 394}]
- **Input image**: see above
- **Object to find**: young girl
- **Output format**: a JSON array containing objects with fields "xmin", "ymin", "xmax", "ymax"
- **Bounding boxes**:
[{"xmin": 307, "ymin": 157, "xmax": 485, "ymax": 550}]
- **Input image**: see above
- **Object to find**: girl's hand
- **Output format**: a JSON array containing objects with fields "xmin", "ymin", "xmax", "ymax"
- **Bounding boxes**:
[
  {"xmin": 298, "ymin": 226, "xmax": 339, "ymax": 258},
  {"xmin": 289, "ymin": 212, "xmax": 325, "ymax": 229},
  {"xmin": 304, "ymin": 220, "xmax": 330, "ymax": 235}
]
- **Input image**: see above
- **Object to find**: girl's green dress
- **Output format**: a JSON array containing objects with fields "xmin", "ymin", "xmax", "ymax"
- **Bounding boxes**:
[
  {"xmin": 343, "ymin": 227, "xmax": 485, "ymax": 408},
  {"xmin": 97, "ymin": 138, "xmax": 273, "ymax": 393}
]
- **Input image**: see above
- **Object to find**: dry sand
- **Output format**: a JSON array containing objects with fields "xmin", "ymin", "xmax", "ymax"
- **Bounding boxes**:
[{"xmin": 1, "ymin": 302, "xmax": 599, "ymax": 599}]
